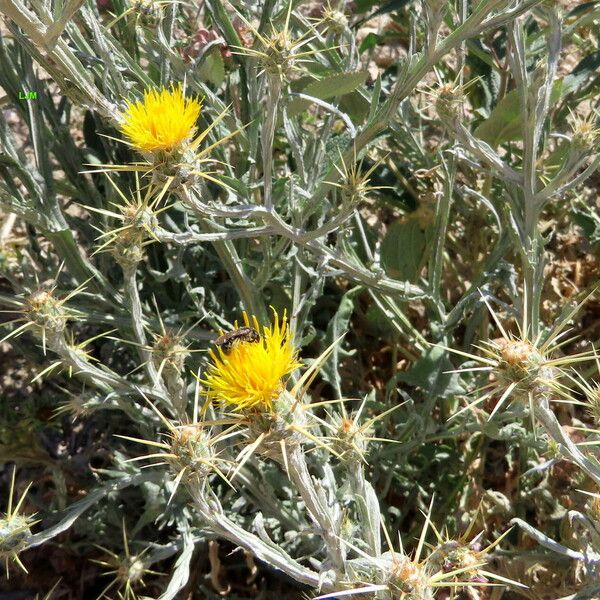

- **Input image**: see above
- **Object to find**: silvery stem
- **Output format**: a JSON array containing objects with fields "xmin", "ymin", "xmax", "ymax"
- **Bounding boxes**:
[
  {"xmin": 188, "ymin": 484, "xmax": 325, "ymax": 589},
  {"xmin": 123, "ymin": 265, "xmax": 164, "ymax": 392},
  {"xmin": 349, "ymin": 465, "xmax": 382, "ymax": 558},
  {"xmin": 288, "ymin": 446, "xmax": 346, "ymax": 576},
  {"xmin": 536, "ymin": 400, "xmax": 600, "ymax": 488},
  {"xmin": 262, "ymin": 76, "xmax": 282, "ymax": 212}
]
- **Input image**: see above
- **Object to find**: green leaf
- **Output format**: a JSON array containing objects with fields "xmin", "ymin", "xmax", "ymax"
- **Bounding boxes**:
[
  {"xmin": 359, "ymin": 32, "xmax": 380, "ymax": 54},
  {"xmin": 572, "ymin": 204, "xmax": 600, "ymax": 246},
  {"xmin": 198, "ymin": 48, "xmax": 225, "ymax": 87},
  {"xmin": 474, "ymin": 64, "xmax": 597, "ymax": 147},
  {"xmin": 380, "ymin": 218, "xmax": 426, "ymax": 281},
  {"xmin": 262, "ymin": 282, "xmax": 292, "ymax": 315},
  {"xmin": 398, "ymin": 345, "xmax": 464, "ymax": 398},
  {"xmin": 365, "ymin": 303, "xmax": 390, "ymax": 334},
  {"xmin": 321, "ymin": 287, "xmax": 360, "ymax": 396},
  {"xmin": 572, "ymin": 50, "xmax": 600, "ymax": 76},
  {"xmin": 354, "ymin": 0, "xmax": 380, "ymax": 12},
  {"xmin": 474, "ymin": 81, "xmax": 563, "ymax": 147},
  {"xmin": 28, "ymin": 474, "xmax": 147, "ymax": 548},
  {"xmin": 286, "ymin": 71, "xmax": 369, "ymax": 119},
  {"xmin": 158, "ymin": 528, "xmax": 195, "ymax": 600},
  {"xmin": 474, "ymin": 89, "xmax": 522, "ymax": 147},
  {"xmin": 218, "ymin": 174, "xmax": 250, "ymax": 199},
  {"xmin": 340, "ymin": 92, "xmax": 371, "ymax": 122},
  {"xmin": 303, "ymin": 70, "xmax": 369, "ymax": 101},
  {"xmin": 356, "ymin": 0, "xmax": 412, "ymax": 19},
  {"xmin": 567, "ymin": 1, "xmax": 598, "ymax": 18},
  {"xmin": 83, "ymin": 110, "xmax": 108, "ymax": 162}
]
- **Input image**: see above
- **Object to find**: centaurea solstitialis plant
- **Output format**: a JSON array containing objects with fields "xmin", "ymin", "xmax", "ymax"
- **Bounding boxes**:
[{"xmin": 0, "ymin": 0, "xmax": 599, "ymax": 598}]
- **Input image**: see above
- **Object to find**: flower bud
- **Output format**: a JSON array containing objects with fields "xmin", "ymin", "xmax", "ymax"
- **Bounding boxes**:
[
  {"xmin": 387, "ymin": 556, "xmax": 432, "ymax": 599},
  {"xmin": 168, "ymin": 426, "xmax": 216, "ymax": 482},
  {"xmin": 435, "ymin": 83, "xmax": 465, "ymax": 128},
  {"xmin": 321, "ymin": 7, "xmax": 348, "ymax": 35},
  {"xmin": 0, "ymin": 513, "xmax": 33, "ymax": 558},
  {"xmin": 111, "ymin": 229, "xmax": 145, "ymax": 268},
  {"xmin": 26, "ymin": 288, "xmax": 68, "ymax": 336}
]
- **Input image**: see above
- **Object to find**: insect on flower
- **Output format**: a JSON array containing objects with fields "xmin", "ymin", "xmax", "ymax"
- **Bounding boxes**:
[
  {"xmin": 214, "ymin": 326, "xmax": 260, "ymax": 353},
  {"xmin": 202, "ymin": 310, "xmax": 301, "ymax": 413}
]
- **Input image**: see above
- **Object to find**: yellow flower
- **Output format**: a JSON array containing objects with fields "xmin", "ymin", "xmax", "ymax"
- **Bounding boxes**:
[
  {"xmin": 202, "ymin": 310, "xmax": 301, "ymax": 412},
  {"xmin": 120, "ymin": 85, "xmax": 201, "ymax": 153}
]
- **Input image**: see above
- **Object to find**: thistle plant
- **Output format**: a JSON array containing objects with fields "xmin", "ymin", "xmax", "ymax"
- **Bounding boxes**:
[
  {"xmin": 92, "ymin": 519, "xmax": 162, "ymax": 600},
  {"xmin": 0, "ymin": 0, "xmax": 599, "ymax": 598},
  {"xmin": 0, "ymin": 468, "xmax": 36, "ymax": 577}
]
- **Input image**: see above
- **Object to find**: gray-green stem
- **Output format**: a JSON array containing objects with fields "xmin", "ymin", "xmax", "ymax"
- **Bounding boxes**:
[
  {"xmin": 123, "ymin": 264, "xmax": 165, "ymax": 393},
  {"xmin": 288, "ymin": 446, "xmax": 346, "ymax": 575},
  {"xmin": 262, "ymin": 76, "xmax": 282, "ymax": 212},
  {"xmin": 349, "ymin": 465, "xmax": 381, "ymax": 558},
  {"xmin": 189, "ymin": 483, "xmax": 325, "ymax": 589}
]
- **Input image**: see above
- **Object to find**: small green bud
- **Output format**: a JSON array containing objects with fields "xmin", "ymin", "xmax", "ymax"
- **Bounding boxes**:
[
  {"xmin": 321, "ymin": 8, "xmax": 348, "ymax": 35},
  {"xmin": 435, "ymin": 83, "xmax": 465, "ymax": 127},
  {"xmin": 26, "ymin": 288, "xmax": 68, "ymax": 336},
  {"xmin": 387, "ymin": 556, "xmax": 432, "ymax": 599},
  {"xmin": 168, "ymin": 426, "xmax": 216, "ymax": 481},
  {"xmin": 112, "ymin": 229, "xmax": 145, "ymax": 268},
  {"xmin": 0, "ymin": 513, "xmax": 33, "ymax": 557},
  {"xmin": 571, "ymin": 117, "xmax": 598, "ymax": 155},
  {"xmin": 153, "ymin": 333, "xmax": 189, "ymax": 377},
  {"xmin": 264, "ymin": 32, "xmax": 296, "ymax": 79}
]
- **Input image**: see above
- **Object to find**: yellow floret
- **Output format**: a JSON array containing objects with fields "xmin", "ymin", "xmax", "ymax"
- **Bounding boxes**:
[
  {"xmin": 120, "ymin": 85, "xmax": 201, "ymax": 153},
  {"xmin": 202, "ymin": 310, "xmax": 301, "ymax": 412}
]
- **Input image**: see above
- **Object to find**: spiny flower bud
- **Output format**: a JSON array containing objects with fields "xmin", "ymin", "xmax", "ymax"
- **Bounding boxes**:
[
  {"xmin": 111, "ymin": 229, "xmax": 145, "ymax": 268},
  {"xmin": 449, "ymin": 297, "xmax": 594, "ymax": 421},
  {"xmin": 546, "ymin": 437, "xmax": 561, "ymax": 459},
  {"xmin": 493, "ymin": 338, "xmax": 546, "ymax": 398},
  {"xmin": 131, "ymin": 0, "xmax": 160, "ymax": 24},
  {"xmin": 92, "ymin": 523, "xmax": 160, "ymax": 599},
  {"xmin": 123, "ymin": 203, "xmax": 158, "ymax": 232},
  {"xmin": 153, "ymin": 332, "xmax": 189, "ymax": 377},
  {"xmin": 321, "ymin": 7, "xmax": 348, "ymax": 35},
  {"xmin": 331, "ymin": 415, "xmax": 370, "ymax": 464},
  {"xmin": 168, "ymin": 426, "xmax": 216, "ymax": 482},
  {"xmin": 264, "ymin": 31, "xmax": 297, "ymax": 78},
  {"xmin": 54, "ymin": 392, "xmax": 101, "ymax": 420},
  {"xmin": 150, "ymin": 153, "xmax": 200, "ymax": 190},
  {"xmin": 428, "ymin": 540, "xmax": 481, "ymax": 574},
  {"xmin": 586, "ymin": 385, "xmax": 600, "ymax": 424},
  {"xmin": 339, "ymin": 171, "xmax": 371, "ymax": 205},
  {"xmin": 571, "ymin": 115, "xmax": 599, "ymax": 155},
  {"xmin": 435, "ymin": 83, "xmax": 465, "ymax": 128},
  {"xmin": 26, "ymin": 288, "xmax": 68, "ymax": 336},
  {"xmin": 234, "ymin": 10, "xmax": 320, "ymax": 83},
  {"xmin": 116, "ymin": 554, "xmax": 146, "ymax": 583},
  {"xmin": 0, "ymin": 470, "xmax": 35, "ymax": 575},
  {"xmin": 0, "ymin": 513, "xmax": 34, "ymax": 559},
  {"xmin": 244, "ymin": 391, "xmax": 308, "ymax": 461},
  {"xmin": 387, "ymin": 556, "xmax": 432, "ymax": 599},
  {"xmin": 331, "ymin": 153, "xmax": 388, "ymax": 207}
]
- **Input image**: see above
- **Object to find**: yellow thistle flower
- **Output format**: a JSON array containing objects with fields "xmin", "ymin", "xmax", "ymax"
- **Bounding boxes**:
[
  {"xmin": 120, "ymin": 85, "xmax": 201, "ymax": 153},
  {"xmin": 203, "ymin": 310, "xmax": 301, "ymax": 413}
]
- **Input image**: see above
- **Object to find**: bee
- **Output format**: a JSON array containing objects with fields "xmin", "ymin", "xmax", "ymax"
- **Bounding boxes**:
[{"xmin": 213, "ymin": 326, "xmax": 260, "ymax": 353}]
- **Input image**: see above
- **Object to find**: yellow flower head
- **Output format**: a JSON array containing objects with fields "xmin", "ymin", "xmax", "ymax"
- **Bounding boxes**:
[
  {"xmin": 120, "ymin": 85, "xmax": 201, "ymax": 153},
  {"xmin": 203, "ymin": 310, "xmax": 301, "ymax": 413}
]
